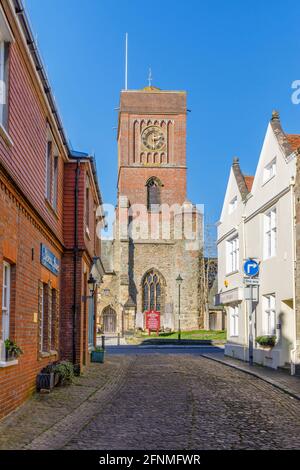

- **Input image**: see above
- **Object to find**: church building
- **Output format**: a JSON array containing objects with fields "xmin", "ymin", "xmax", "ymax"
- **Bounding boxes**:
[{"xmin": 98, "ymin": 85, "xmax": 203, "ymax": 334}]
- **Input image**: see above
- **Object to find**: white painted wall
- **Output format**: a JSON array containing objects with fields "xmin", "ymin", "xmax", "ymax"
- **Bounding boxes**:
[{"xmin": 217, "ymin": 120, "xmax": 296, "ymax": 368}]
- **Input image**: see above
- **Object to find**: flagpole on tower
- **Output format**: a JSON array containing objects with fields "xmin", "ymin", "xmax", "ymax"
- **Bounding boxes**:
[{"xmin": 125, "ymin": 33, "xmax": 128, "ymax": 90}]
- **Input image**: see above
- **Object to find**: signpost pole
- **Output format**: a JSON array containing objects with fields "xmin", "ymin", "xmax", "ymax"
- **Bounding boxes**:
[
  {"xmin": 178, "ymin": 283, "xmax": 181, "ymax": 341},
  {"xmin": 243, "ymin": 259, "xmax": 259, "ymax": 367},
  {"xmin": 248, "ymin": 284, "xmax": 254, "ymax": 366}
]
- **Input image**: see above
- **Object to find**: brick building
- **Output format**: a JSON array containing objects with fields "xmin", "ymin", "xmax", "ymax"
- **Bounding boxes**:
[
  {"xmin": 0, "ymin": 0, "xmax": 103, "ymax": 419},
  {"xmin": 99, "ymin": 86, "xmax": 203, "ymax": 334}
]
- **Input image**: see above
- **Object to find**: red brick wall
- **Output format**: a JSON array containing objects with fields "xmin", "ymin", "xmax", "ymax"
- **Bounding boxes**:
[
  {"xmin": 0, "ymin": 175, "xmax": 62, "ymax": 419},
  {"xmin": 63, "ymin": 161, "xmax": 100, "ymax": 259},
  {"xmin": 61, "ymin": 161, "xmax": 99, "ymax": 369}
]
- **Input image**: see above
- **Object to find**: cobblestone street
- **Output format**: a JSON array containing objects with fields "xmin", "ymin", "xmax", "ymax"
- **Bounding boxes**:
[
  {"xmin": 1, "ymin": 352, "xmax": 300, "ymax": 450},
  {"xmin": 63, "ymin": 354, "xmax": 300, "ymax": 450}
]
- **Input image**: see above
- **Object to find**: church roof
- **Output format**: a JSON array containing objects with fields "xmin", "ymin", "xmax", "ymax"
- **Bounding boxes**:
[
  {"xmin": 124, "ymin": 296, "xmax": 136, "ymax": 308},
  {"xmin": 141, "ymin": 85, "xmax": 161, "ymax": 92}
]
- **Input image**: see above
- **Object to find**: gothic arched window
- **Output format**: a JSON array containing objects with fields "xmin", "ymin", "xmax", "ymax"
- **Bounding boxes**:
[
  {"xmin": 146, "ymin": 177, "xmax": 162, "ymax": 212},
  {"xmin": 142, "ymin": 270, "xmax": 164, "ymax": 312}
]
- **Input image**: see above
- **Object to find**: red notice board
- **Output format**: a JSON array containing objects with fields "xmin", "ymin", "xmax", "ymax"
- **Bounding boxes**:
[{"xmin": 145, "ymin": 311, "xmax": 160, "ymax": 334}]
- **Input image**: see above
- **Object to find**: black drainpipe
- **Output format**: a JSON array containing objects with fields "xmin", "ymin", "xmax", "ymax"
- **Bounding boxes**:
[{"xmin": 73, "ymin": 160, "xmax": 80, "ymax": 370}]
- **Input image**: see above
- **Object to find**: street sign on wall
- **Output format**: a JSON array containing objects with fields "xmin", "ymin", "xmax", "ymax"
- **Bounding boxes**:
[
  {"xmin": 243, "ymin": 259, "xmax": 259, "ymax": 277},
  {"xmin": 40, "ymin": 244, "xmax": 60, "ymax": 276}
]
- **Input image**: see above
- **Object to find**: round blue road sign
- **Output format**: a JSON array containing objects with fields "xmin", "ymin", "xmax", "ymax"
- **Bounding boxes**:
[{"xmin": 243, "ymin": 259, "xmax": 259, "ymax": 277}]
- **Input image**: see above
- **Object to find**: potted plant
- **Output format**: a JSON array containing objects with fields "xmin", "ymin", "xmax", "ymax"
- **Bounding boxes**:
[
  {"xmin": 4, "ymin": 339, "xmax": 23, "ymax": 361},
  {"xmin": 53, "ymin": 361, "xmax": 75, "ymax": 386},
  {"xmin": 36, "ymin": 362, "xmax": 59, "ymax": 391},
  {"xmin": 256, "ymin": 335, "xmax": 276, "ymax": 348},
  {"xmin": 91, "ymin": 347, "xmax": 105, "ymax": 363}
]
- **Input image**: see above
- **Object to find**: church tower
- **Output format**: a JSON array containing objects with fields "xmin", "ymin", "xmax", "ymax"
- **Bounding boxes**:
[
  {"xmin": 117, "ymin": 86, "xmax": 187, "ymax": 206},
  {"xmin": 99, "ymin": 85, "xmax": 202, "ymax": 334}
]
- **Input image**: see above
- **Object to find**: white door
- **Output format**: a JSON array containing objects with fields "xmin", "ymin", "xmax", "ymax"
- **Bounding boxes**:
[{"xmin": 2, "ymin": 262, "xmax": 10, "ymax": 341}]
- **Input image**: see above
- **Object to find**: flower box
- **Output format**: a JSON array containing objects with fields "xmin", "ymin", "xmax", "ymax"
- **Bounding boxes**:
[{"xmin": 91, "ymin": 350, "xmax": 105, "ymax": 363}]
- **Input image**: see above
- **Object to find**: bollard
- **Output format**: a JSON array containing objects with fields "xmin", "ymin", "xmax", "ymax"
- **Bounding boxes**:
[{"xmin": 101, "ymin": 335, "xmax": 105, "ymax": 350}]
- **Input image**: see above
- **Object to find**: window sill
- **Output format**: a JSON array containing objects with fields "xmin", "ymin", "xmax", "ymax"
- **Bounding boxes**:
[
  {"xmin": 39, "ymin": 350, "xmax": 58, "ymax": 359},
  {"xmin": 263, "ymin": 255, "xmax": 276, "ymax": 261},
  {"xmin": 0, "ymin": 359, "xmax": 18, "ymax": 368},
  {"xmin": 0, "ymin": 124, "xmax": 13, "ymax": 148},
  {"xmin": 226, "ymin": 270, "xmax": 239, "ymax": 277},
  {"xmin": 45, "ymin": 198, "xmax": 59, "ymax": 219}
]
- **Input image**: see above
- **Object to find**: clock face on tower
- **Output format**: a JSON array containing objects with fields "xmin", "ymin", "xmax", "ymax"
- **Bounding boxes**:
[{"xmin": 141, "ymin": 126, "xmax": 165, "ymax": 151}]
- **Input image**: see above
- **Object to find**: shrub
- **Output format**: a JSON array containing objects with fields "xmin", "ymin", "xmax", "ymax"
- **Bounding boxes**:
[
  {"xmin": 4, "ymin": 339, "xmax": 23, "ymax": 357},
  {"xmin": 53, "ymin": 361, "xmax": 75, "ymax": 385},
  {"xmin": 256, "ymin": 335, "xmax": 276, "ymax": 348}
]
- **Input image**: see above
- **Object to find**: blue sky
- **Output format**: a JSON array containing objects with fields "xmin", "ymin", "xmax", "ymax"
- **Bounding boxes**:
[{"xmin": 26, "ymin": 0, "xmax": 300, "ymax": 236}]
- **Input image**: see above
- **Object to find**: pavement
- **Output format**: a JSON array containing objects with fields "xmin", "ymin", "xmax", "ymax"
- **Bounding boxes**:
[
  {"xmin": 201, "ymin": 351, "xmax": 300, "ymax": 401},
  {"xmin": 0, "ymin": 346, "xmax": 300, "ymax": 450}
]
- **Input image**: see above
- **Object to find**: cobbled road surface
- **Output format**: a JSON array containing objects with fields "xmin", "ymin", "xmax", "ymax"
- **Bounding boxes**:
[{"xmin": 64, "ymin": 354, "xmax": 300, "ymax": 450}]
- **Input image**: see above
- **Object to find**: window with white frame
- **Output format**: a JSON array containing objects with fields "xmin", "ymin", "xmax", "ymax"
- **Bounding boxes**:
[
  {"xmin": 2, "ymin": 261, "xmax": 11, "ymax": 341},
  {"xmin": 46, "ymin": 140, "xmax": 52, "ymax": 201},
  {"xmin": 0, "ymin": 41, "xmax": 9, "ymax": 129},
  {"xmin": 0, "ymin": 7, "xmax": 13, "ymax": 130},
  {"xmin": 45, "ymin": 130, "xmax": 59, "ymax": 209},
  {"xmin": 262, "ymin": 294, "xmax": 276, "ymax": 336},
  {"xmin": 226, "ymin": 235, "xmax": 239, "ymax": 273},
  {"xmin": 53, "ymin": 156, "xmax": 58, "ymax": 210},
  {"xmin": 263, "ymin": 158, "xmax": 276, "ymax": 183},
  {"xmin": 264, "ymin": 208, "xmax": 276, "ymax": 258},
  {"xmin": 229, "ymin": 196, "xmax": 238, "ymax": 214},
  {"xmin": 229, "ymin": 305, "xmax": 239, "ymax": 337}
]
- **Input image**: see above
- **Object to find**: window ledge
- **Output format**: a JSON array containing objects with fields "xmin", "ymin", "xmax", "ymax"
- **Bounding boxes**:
[
  {"xmin": 263, "ymin": 255, "xmax": 276, "ymax": 261},
  {"xmin": 0, "ymin": 359, "xmax": 18, "ymax": 368},
  {"xmin": 39, "ymin": 351, "xmax": 50, "ymax": 358},
  {"xmin": 39, "ymin": 350, "xmax": 58, "ymax": 359},
  {"xmin": 226, "ymin": 270, "xmax": 239, "ymax": 277},
  {"xmin": 0, "ymin": 124, "xmax": 13, "ymax": 148},
  {"xmin": 45, "ymin": 198, "xmax": 59, "ymax": 219}
]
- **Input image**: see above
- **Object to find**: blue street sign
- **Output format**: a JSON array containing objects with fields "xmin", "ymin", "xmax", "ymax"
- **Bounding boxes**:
[
  {"xmin": 243, "ymin": 259, "xmax": 259, "ymax": 277},
  {"xmin": 40, "ymin": 244, "xmax": 60, "ymax": 276}
]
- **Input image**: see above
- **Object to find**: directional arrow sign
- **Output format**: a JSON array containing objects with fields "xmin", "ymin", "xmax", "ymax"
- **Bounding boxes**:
[{"xmin": 243, "ymin": 259, "xmax": 259, "ymax": 277}]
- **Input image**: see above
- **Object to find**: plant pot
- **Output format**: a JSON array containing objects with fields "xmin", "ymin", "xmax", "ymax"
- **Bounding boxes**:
[
  {"xmin": 36, "ymin": 372, "xmax": 55, "ymax": 391},
  {"xmin": 54, "ymin": 372, "xmax": 60, "ymax": 386},
  {"xmin": 5, "ymin": 349, "xmax": 17, "ymax": 362},
  {"xmin": 91, "ymin": 350, "xmax": 105, "ymax": 363}
]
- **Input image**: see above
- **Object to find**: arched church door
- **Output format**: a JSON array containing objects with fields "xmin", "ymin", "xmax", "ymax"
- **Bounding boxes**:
[{"xmin": 102, "ymin": 306, "xmax": 117, "ymax": 334}]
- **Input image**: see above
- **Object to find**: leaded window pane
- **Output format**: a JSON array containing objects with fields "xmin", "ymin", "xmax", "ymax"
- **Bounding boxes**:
[{"xmin": 150, "ymin": 283, "xmax": 155, "ymax": 310}]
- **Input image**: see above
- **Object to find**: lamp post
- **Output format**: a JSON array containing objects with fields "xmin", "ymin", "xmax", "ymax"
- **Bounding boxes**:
[
  {"xmin": 176, "ymin": 274, "xmax": 183, "ymax": 341},
  {"xmin": 87, "ymin": 273, "xmax": 97, "ymax": 298}
]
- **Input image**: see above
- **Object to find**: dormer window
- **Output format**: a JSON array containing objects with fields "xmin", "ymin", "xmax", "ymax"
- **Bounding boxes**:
[
  {"xmin": 263, "ymin": 158, "xmax": 276, "ymax": 183},
  {"xmin": 229, "ymin": 196, "xmax": 237, "ymax": 214}
]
